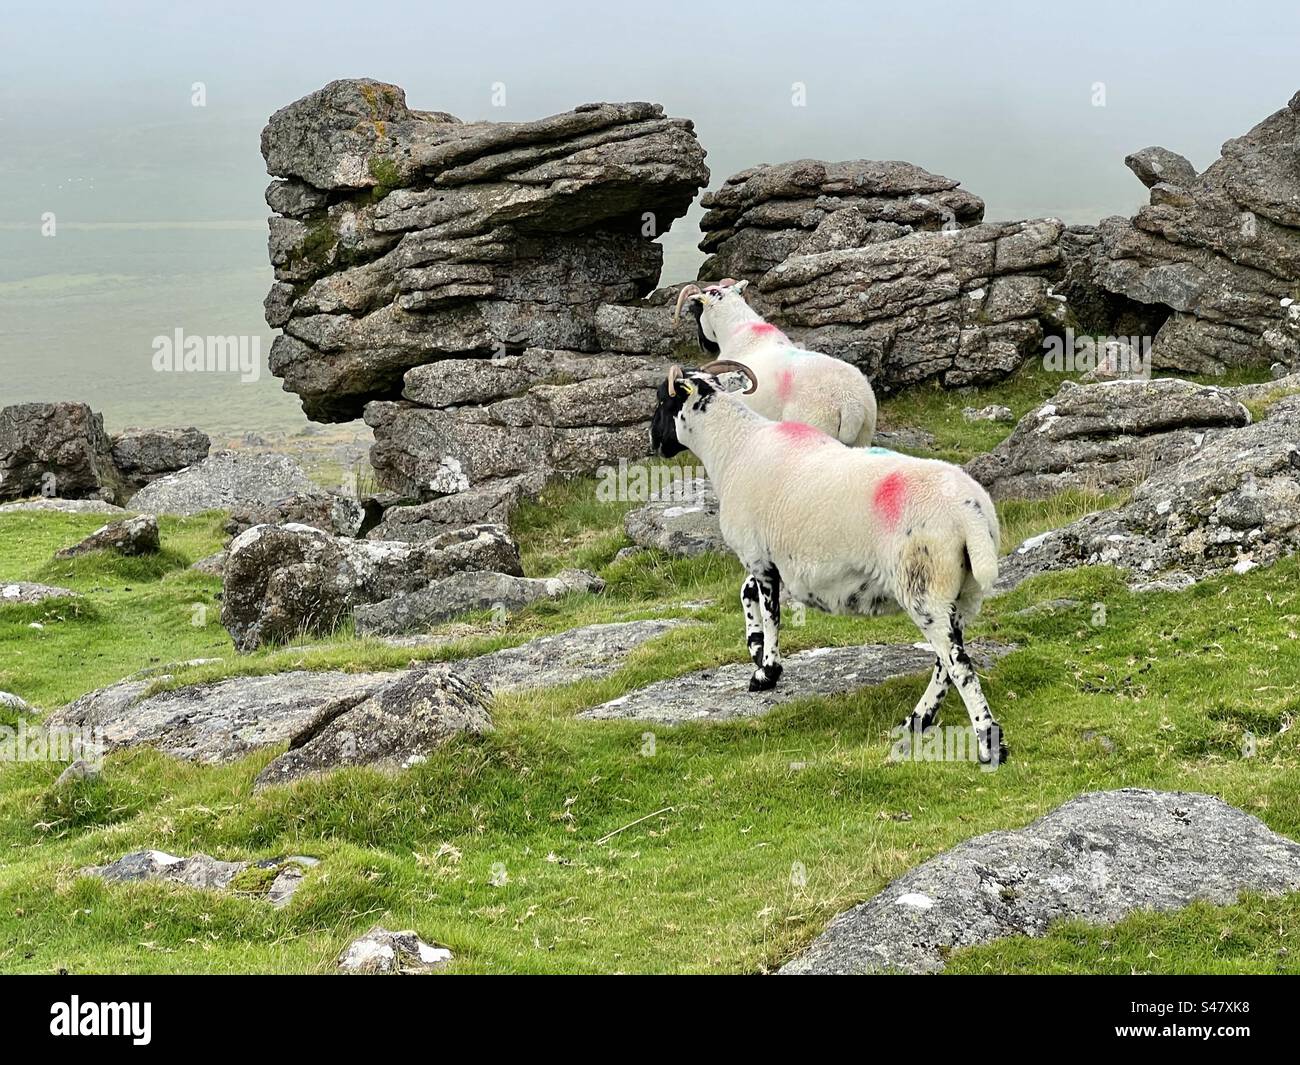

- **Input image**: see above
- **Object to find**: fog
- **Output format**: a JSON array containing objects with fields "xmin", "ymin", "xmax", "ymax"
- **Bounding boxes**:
[{"xmin": 2, "ymin": 0, "xmax": 1296, "ymax": 428}]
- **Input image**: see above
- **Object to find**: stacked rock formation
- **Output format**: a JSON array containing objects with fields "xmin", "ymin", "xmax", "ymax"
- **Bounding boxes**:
[
  {"xmin": 260, "ymin": 78, "xmax": 708, "ymax": 531},
  {"xmin": 599, "ymin": 162, "xmax": 1108, "ymax": 392},
  {"xmin": 1093, "ymin": 92, "xmax": 1300, "ymax": 375},
  {"xmin": 257, "ymin": 82, "xmax": 1300, "ymax": 533}
]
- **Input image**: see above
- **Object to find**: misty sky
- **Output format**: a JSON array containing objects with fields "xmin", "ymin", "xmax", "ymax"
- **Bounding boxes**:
[
  {"xmin": 4, "ymin": 0, "xmax": 1299, "ymax": 231},
  {"xmin": 2, "ymin": 1, "xmax": 1298, "ymax": 433}
]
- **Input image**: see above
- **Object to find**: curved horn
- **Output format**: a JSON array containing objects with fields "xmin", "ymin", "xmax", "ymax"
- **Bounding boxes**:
[
  {"xmin": 699, "ymin": 359, "xmax": 759, "ymax": 395},
  {"xmin": 666, "ymin": 363, "xmax": 686, "ymax": 397},
  {"xmin": 672, "ymin": 283, "xmax": 703, "ymax": 324}
]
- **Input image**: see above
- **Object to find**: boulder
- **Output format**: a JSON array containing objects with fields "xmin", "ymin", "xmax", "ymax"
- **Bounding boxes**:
[
  {"xmin": 260, "ymin": 79, "xmax": 708, "ymax": 422},
  {"xmin": 965, "ymin": 378, "xmax": 1251, "ymax": 500},
  {"xmin": 1124, "ymin": 146, "xmax": 1199, "ymax": 190},
  {"xmin": 110, "ymin": 427, "xmax": 210, "ymax": 489},
  {"xmin": 129, "ymin": 450, "xmax": 320, "ymax": 516},
  {"xmin": 623, "ymin": 476, "xmax": 727, "ymax": 557},
  {"xmin": 353, "ymin": 568, "xmax": 604, "ymax": 636},
  {"xmin": 48, "ymin": 620, "xmax": 689, "ymax": 764},
  {"xmin": 697, "ymin": 159, "xmax": 984, "ymax": 282},
  {"xmin": 1093, "ymin": 91, "xmax": 1300, "ymax": 375},
  {"xmin": 220, "ymin": 521, "xmax": 522, "ymax": 651},
  {"xmin": 224, "ymin": 492, "xmax": 365, "ymax": 538},
  {"xmin": 1, "ymin": 581, "xmax": 77, "ymax": 605},
  {"xmin": 51, "ymin": 670, "xmax": 408, "ymax": 763},
  {"xmin": 450, "ymin": 618, "xmax": 692, "ymax": 692},
  {"xmin": 0, "ymin": 402, "xmax": 125, "ymax": 503},
  {"xmin": 80, "ymin": 851, "xmax": 317, "ymax": 908},
  {"xmin": 253, "ymin": 666, "xmax": 491, "ymax": 789},
  {"xmin": 337, "ymin": 926, "xmax": 452, "ymax": 973},
  {"xmin": 365, "ymin": 472, "xmax": 545, "ymax": 541},
  {"xmin": 54, "ymin": 514, "xmax": 160, "ymax": 559},
  {"xmin": 996, "ymin": 393, "xmax": 1300, "ymax": 590},
  {"xmin": 579, "ymin": 640, "xmax": 1012, "ymax": 724},
  {"xmin": 365, "ymin": 349, "xmax": 669, "ymax": 498},
  {"xmin": 780, "ymin": 789, "xmax": 1300, "ymax": 974},
  {"xmin": 592, "ymin": 284, "xmax": 712, "ymax": 360}
]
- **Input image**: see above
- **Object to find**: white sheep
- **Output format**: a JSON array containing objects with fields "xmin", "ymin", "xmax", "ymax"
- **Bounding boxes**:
[
  {"xmin": 673, "ymin": 279, "xmax": 878, "ymax": 446},
  {"xmin": 649, "ymin": 361, "xmax": 1006, "ymax": 765}
]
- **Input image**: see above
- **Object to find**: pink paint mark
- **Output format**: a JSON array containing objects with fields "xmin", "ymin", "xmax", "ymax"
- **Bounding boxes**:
[
  {"xmin": 873, "ymin": 472, "xmax": 907, "ymax": 528},
  {"xmin": 776, "ymin": 367, "xmax": 796, "ymax": 402},
  {"xmin": 730, "ymin": 321, "xmax": 789, "ymax": 343},
  {"xmin": 774, "ymin": 420, "xmax": 829, "ymax": 446}
]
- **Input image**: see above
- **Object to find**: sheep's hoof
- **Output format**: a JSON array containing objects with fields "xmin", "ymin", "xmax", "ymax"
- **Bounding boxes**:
[
  {"xmin": 748, "ymin": 664, "xmax": 783, "ymax": 692},
  {"xmin": 978, "ymin": 726, "xmax": 1010, "ymax": 768}
]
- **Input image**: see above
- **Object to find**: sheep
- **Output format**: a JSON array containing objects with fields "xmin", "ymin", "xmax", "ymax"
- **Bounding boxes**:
[
  {"xmin": 673, "ymin": 279, "xmax": 878, "ymax": 447},
  {"xmin": 649, "ymin": 361, "xmax": 1007, "ymax": 765}
]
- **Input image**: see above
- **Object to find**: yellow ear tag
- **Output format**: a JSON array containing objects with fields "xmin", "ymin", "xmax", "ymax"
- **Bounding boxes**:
[{"xmin": 679, "ymin": 381, "xmax": 695, "ymax": 395}]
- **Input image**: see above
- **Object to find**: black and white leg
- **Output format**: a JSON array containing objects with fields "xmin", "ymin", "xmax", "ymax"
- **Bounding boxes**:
[
  {"xmin": 749, "ymin": 565, "xmax": 783, "ymax": 691},
  {"xmin": 740, "ymin": 575, "xmax": 765, "ymax": 668},
  {"xmin": 917, "ymin": 610, "xmax": 1007, "ymax": 765},
  {"xmin": 900, "ymin": 656, "xmax": 950, "ymax": 736}
]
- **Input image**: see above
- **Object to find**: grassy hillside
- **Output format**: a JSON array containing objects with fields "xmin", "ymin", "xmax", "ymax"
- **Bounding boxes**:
[{"xmin": 2, "ymin": 368, "xmax": 1298, "ymax": 975}]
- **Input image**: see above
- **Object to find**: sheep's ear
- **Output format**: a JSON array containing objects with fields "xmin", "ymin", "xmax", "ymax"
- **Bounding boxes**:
[{"xmin": 732, "ymin": 279, "xmax": 749, "ymax": 294}]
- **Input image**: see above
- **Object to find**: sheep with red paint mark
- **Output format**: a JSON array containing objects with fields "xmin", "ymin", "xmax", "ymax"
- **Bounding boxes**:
[
  {"xmin": 649, "ymin": 361, "xmax": 1007, "ymax": 766},
  {"xmin": 673, "ymin": 279, "xmax": 878, "ymax": 447}
]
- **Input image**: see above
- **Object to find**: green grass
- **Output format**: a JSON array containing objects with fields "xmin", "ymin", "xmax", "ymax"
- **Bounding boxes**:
[{"xmin": 2, "ymin": 367, "xmax": 1299, "ymax": 974}]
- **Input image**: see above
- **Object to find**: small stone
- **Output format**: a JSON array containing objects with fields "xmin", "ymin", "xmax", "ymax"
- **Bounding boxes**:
[
  {"xmin": 55, "ymin": 514, "xmax": 160, "ymax": 559},
  {"xmin": 337, "ymin": 925, "xmax": 453, "ymax": 973},
  {"xmin": 54, "ymin": 759, "xmax": 100, "ymax": 787},
  {"xmin": 1081, "ymin": 730, "xmax": 1117, "ymax": 754},
  {"xmin": 190, "ymin": 551, "xmax": 226, "ymax": 576},
  {"xmin": 1, "ymin": 582, "xmax": 78, "ymax": 605},
  {"xmin": 962, "ymin": 404, "xmax": 1014, "ymax": 423},
  {"xmin": 0, "ymin": 691, "xmax": 34, "ymax": 715}
]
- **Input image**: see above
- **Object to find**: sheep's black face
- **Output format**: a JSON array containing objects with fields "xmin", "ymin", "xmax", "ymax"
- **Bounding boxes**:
[
  {"xmin": 650, "ymin": 375, "xmax": 717, "ymax": 458},
  {"xmin": 650, "ymin": 379, "xmax": 687, "ymax": 457},
  {"xmin": 689, "ymin": 300, "xmax": 721, "ymax": 355}
]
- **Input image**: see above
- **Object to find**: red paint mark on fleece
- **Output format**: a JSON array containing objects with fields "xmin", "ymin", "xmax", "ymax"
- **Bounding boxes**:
[
  {"xmin": 747, "ymin": 321, "xmax": 784, "ymax": 338},
  {"xmin": 872, "ymin": 472, "xmax": 907, "ymax": 527},
  {"xmin": 774, "ymin": 421, "xmax": 829, "ymax": 446},
  {"xmin": 776, "ymin": 367, "xmax": 796, "ymax": 402}
]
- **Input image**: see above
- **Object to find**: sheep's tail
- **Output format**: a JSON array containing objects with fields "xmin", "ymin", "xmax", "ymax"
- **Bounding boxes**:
[
  {"xmin": 839, "ymin": 399, "xmax": 876, "ymax": 447},
  {"xmin": 960, "ymin": 503, "xmax": 1000, "ymax": 592}
]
